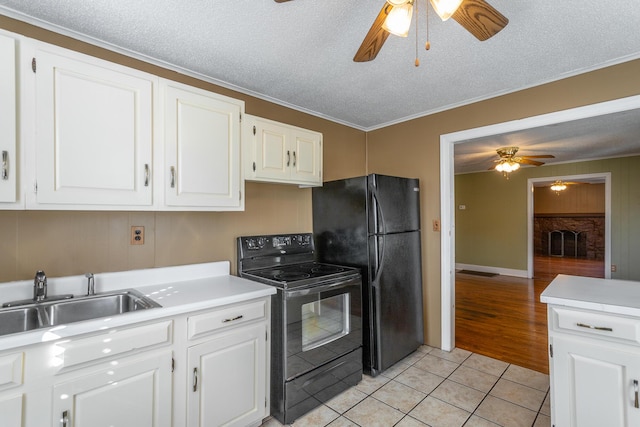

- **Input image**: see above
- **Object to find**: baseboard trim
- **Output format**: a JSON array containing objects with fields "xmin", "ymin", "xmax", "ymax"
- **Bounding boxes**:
[{"xmin": 455, "ymin": 263, "xmax": 528, "ymax": 278}]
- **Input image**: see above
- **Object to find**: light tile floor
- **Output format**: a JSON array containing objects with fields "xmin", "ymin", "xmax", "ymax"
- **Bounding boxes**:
[{"xmin": 261, "ymin": 346, "xmax": 551, "ymax": 427}]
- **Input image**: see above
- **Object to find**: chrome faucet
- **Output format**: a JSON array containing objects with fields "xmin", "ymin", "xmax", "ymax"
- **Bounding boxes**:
[
  {"xmin": 85, "ymin": 273, "xmax": 95, "ymax": 296},
  {"xmin": 33, "ymin": 270, "xmax": 47, "ymax": 302}
]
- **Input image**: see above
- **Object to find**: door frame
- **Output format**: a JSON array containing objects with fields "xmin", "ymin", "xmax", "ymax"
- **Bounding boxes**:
[
  {"xmin": 527, "ymin": 173, "xmax": 611, "ymax": 279},
  {"xmin": 439, "ymin": 94, "xmax": 640, "ymax": 351}
]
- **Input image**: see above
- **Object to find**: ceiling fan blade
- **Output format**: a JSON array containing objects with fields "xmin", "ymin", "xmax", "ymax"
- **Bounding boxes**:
[
  {"xmin": 521, "ymin": 155, "xmax": 555, "ymax": 159},
  {"xmin": 274, "ymin": 0, "xmax": 293, "ymax": 2},
  {"xmin": 518, "ymin": 158, "xmax": 544, "ymax": 166},
  {"xmin": 451, "ymin": 0, "xmax": 508, "ymax": 41},
  {"xmin": 353, "ymin": 3, "xmax": 393, "ymax": 62}
]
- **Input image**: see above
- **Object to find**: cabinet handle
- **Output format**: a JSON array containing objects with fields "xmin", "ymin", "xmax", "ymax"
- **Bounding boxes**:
[
  {"xmin": 576, "ymin": 322, "xmax": 613, "ymax": 332},
  {"xmin": 287, "ymin": 150, "xmax": 290, "ymax": 167},
  {"xmin": 61, "ymin": 410, "xmax": 70, "ymax": 427},
  {"xmin": 1, "ymin": 151, "xmax": 7, "ymax": 180},
  {"xmin": 193, "ymin": 367, "xmax": 198, "ymax": 392},
  {"xmin": 144, "ymin": 164, "xmax": 150, "ymax": 187},
  {"xmin": 293, "ymin": 151, "xmax": 296, "ymax": 167},
  {"xmin": 170, "ymin": 166, "xmax": 176, "ymax": 188},
  {"xmin": 635, "ymin": 380, "xmax": 639, "ymax": 409},
  {"xmin": 222, "ymin": 315, "xmax": 244, "ymax": 323}
]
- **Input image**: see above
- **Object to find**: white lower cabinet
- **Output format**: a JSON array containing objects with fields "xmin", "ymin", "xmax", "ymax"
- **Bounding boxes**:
[
  {"xmin": 0, "ymin": 394, "xmax": 22, "ymax": 426},
  {"xmin": 187, "ymin": 323, "xmax": 267, "ymax": 427},
  {"xmin": 547, "ymin": 306, "xmax": 640, "ymax": 427},
  {"xmin": 0, "ymin": 351, "xmax": 24, "ymax": 427},
  {"xmin": 0, "ymin": 296, "xmax": 271, "ymax": 427},
  {"xmin": 185, "ymin": 298, "xmax": 269, "ymax": 427},
  {"xmin": 52, "ymin": 351, "xmax": 173, "ymax": 427}
]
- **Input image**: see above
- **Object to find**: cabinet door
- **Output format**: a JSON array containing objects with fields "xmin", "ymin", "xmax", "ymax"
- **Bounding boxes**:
[
  {"xmin": 0, "ymin": 394, "xmax": 22, "ymax": 427},
  {"xmin": 551, "ymin": 335, "xmax": 640, "ymax": 427},
  {"xmin": 252, "ymin": 118, "xmax": 290, "ymax": 181},
  {"xmin": 290, "ymin": 128, "xmax": 322, "ymax": 185},
  {"xmin": 246, "ymin": 116, "xmax": 323, "ymax": 186},
  {"xmin": 162, "ymin": 81, "xmax": 242, "ymax": 209},
  {"xmin": 52, "ymin": 351, "xmax": 172, "ymax": 427},
  {"xmin": 187, "ymin": 323, "xmax": 266, "ymax": 427},
  {"xmin": 0, "ymin": 33, "xmax": 17, "ymax": 203},
  {"xmin": 33, "ymin": 46, "xmax": 153, "ymax": 207}
]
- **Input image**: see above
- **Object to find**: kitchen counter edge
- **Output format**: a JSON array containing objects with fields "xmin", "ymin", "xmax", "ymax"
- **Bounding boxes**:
[{"xmin": 0, "ymin": 261, "xmax": 276, "ymax": 351}]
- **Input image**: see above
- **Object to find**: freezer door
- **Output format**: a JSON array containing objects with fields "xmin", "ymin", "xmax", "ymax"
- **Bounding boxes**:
[
  {"xmin": 368, "ymin": 174, "xmax": 421, "ymax": 235},
  {"xmin": 369, "ymin": 230, "xmax": 424, "ymax": 375},
  {"xmin": 312, "ymin": 176, "xmax": 369, "ymax": 268}
]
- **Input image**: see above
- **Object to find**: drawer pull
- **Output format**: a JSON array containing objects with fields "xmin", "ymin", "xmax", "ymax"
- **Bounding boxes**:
[
  {"xmin": 2, "ymin": 151, "xmax": 8, "ymax": 180},
  {"xmin": 576, "ymin": 322, "xmax": 613, "ymax": 332},
  {"xmin": 222, "ymin": 315, "xmax": 244, "ymax": 323},
  {"xmin": 635, "ymin": 380, "xmax": 639, "ymax": 409},
  {"xmin": 193, "ymin": 367, "xmax": 198, "ymax": 392}
]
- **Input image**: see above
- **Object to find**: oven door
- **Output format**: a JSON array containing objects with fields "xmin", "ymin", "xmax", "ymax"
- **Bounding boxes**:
[{"xmin": 284, "ymin": 275, "xmax": 362, "ymax": 381}]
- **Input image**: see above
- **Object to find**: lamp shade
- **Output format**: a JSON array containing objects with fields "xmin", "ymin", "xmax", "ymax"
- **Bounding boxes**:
[
  {"xmin": 429, "ymin": 0, "xmax": 463, "ymax": 21},
  {"xmin": 382, "ymin": 2, "xmax": 414, "ymax": 37}
]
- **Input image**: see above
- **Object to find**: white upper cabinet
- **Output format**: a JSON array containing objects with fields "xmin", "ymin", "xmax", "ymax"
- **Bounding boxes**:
[
  {"xmin": 161, "ymin": 80, "xmax": 244, "ymax": 210},
  {"xmin": 244, "ymin": 115, "xmax": 322, "ymax": 186},
  {"xmin": 24, "ymin": 42, "xmax": 154, "ymax": 209},
  {"xmin": 0, "ymin": 32, "xmax": 18, "ymax": 205}
]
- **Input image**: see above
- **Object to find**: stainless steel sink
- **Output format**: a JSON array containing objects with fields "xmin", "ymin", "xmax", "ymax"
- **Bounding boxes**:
[
  {"xmin": 0, "ymin": 306, "xmax": 43, "ymax": 336},
  {"xmin": 42, "ymin": 290, "xmax": 160, "ymax": 326},
  {"xmin": 0, "ymin": 289, "xmax": 161, "ymax": 336}
]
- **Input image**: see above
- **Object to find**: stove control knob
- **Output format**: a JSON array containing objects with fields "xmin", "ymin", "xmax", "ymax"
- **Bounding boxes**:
[{"xmin": 257, "ymin": 237, "xmax": 266, "ymax": 248}]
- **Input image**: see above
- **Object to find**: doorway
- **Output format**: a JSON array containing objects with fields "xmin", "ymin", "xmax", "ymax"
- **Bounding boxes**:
[
  {"xmin": 527, "ymin": 173, "xmax": 610, "ymax": 280},
  {"xmin": 440, "ymin": 95, "xmax": 640, "ymax": 352}
]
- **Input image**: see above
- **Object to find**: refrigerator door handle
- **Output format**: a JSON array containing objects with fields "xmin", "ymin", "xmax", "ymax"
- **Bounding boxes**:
[
  {"xmin": 371, "ymin": 235, "xmax": 385, "ymax": 285},
  {"xmin": 370, "ymin": 186, "xmax": 387, "ymax": 235}
]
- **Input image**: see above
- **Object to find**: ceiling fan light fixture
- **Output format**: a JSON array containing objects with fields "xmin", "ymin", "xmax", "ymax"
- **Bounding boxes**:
[
  {"xmin": 429, "ymin": 0, "xmax": 463, "ymax": 21},
  {"xmin": 495, "ymin": 160, "xmax": 520, "ymax": 173},
  {"xmin": 550, "ymin": 180, "xmax": 567, "ymax": 194},
  {"xmin": 382, "ymin": 1, "xmax": 414, "ymax": 37}
]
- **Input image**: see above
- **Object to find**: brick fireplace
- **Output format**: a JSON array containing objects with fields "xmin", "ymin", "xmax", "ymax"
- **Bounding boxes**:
[{"xmin": 534, "ymin": 215, "xmax": 605, "ymax": 260}]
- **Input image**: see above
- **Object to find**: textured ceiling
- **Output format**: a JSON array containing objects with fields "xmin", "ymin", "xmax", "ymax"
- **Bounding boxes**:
[
  {"xmin": 1, "ymin": 0, "xmax": 640, "ymax": 132},
  {"xmin": 454, "ymin": 108, "xmax": 640, "ymax": 174},
  {"xmin": 1, "ymin": 0, "xmax": 640, "ymax": 173}
]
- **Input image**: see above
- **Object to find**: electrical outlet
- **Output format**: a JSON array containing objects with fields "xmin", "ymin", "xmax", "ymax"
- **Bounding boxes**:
[
  {"xmin": 131, "ymin": 226, "xmax": 145, "ymax": 245},
  {"xmin": 432, "ymin": 219, "xmax": 440, "ymax": 232},
  {"xmin": 611, "ymin": 264, "xmax": 617, "ymax": 272}
]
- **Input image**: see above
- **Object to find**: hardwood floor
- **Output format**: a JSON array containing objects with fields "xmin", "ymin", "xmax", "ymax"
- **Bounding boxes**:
[{"xmin": 455, "ymin": 256, "xmax": 605, "ymax": 374}]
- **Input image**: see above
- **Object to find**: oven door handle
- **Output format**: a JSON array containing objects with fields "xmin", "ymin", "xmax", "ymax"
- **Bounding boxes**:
[{"xmin": 286, "ymin": 278, "xmax": 359, "ymax": 297}]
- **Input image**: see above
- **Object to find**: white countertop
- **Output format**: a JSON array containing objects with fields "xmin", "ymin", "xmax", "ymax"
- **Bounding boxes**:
[
  {"xmin": 0, "ymin": 261, "xmax": 276, "ymax": 351},
  {"xmin": 541, "ymin": 274, "xmax": 640, "ymax": 317}
]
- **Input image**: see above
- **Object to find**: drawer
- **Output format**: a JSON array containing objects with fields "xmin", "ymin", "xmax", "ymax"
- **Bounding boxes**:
[
  {"xmin": 0, "ymin": 352, "xmax": 23, "ymax": 391},
  {"xmin": 188, "ymin": 299, "xmax": 266, "ymax": 340},
  {"xmin": 551, "ymin": 307, "xmax": 640, "ymax": 344},
  {"xmin": 56, "ymin": 320, "xmax": 172, "ymax": 371}
]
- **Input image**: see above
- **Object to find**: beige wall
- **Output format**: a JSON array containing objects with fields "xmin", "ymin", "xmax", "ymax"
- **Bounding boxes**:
[
  {"xmin": 3, "ymin": 14, "xmax": 640, "ymax": 348},
  {"xmin": 367, "ymin": 62, "xmax": 640, "ymax": 347},
  {"xmin": 0, "ymin": 15, "xmax": 366, "ymax": 282}
]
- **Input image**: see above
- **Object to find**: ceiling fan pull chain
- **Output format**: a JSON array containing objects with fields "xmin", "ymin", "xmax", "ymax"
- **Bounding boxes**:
[
  {"xmin": 425, "ymin": 0, "xmax": 431, "ymax": 51},
  {"xmin": 414, "ymin": 0, "xmax": 420, "ymax": 66}
]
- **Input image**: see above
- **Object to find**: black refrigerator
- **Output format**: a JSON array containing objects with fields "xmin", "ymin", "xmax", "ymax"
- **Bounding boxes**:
[{"xmin": 312, "ymin": 174, "xmax": 424, "ymax": 377}]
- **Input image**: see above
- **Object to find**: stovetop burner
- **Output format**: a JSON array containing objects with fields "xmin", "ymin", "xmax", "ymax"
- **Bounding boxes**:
[
  {"xmin": 275, "ymin": 272, "xmax": 311, "ymax": 281},
  {"xmin": 237, "ymin": 233, "xmax": 361, "ymax": 289},
  {"xmin": 242, "ymin": 262, "xmax": 359, "ymax": 289}
]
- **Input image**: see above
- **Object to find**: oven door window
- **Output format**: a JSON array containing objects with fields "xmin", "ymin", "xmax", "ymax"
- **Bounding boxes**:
[{"xmin": 301, "ymin": 293, "xmax": 350, "ymax": 352}]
